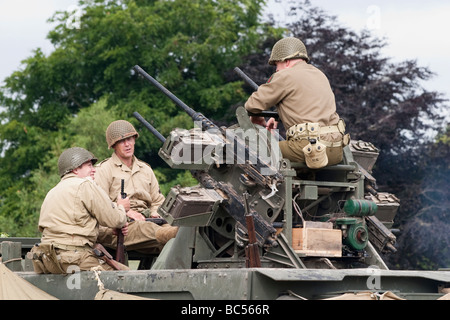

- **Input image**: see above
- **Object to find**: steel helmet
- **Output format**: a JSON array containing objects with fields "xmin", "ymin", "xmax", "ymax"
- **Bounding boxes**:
[
  {"xmin": 268, "ymin": 37, "xmax": 310, "ymax": 65},
  {"xmin": 105, "ymin": 120, "xmax": 139, "ymax": 149},
  {"xmin": 58, "ymin": 147, "xmax": 98, "ymax": 177}
]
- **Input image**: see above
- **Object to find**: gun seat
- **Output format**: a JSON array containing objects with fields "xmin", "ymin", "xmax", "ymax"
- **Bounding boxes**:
[{"xmin": 289, "ymin": 162, "xmax": 356, "ymax": 171}]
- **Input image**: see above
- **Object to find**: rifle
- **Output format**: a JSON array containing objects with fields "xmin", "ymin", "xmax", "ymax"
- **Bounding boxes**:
[
  {"xmin": 93, "ymin": 243, "xmax": 125, "ymax": 270},
  {"xmin": 145, "ymin": 217, "xmax": 168, "ymax": 225},
  {"xmin": 243, "ymin": 192, "xmax": 261, "ymax": 268},
  {"xmin": 115, "ymin": 179, "xmax": 127, "ymax": 264}
]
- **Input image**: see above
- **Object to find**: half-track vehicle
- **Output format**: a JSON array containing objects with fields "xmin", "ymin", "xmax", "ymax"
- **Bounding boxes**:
[{"xmin": 1, "ymin": 65, "xmax": 449, "ymax": 300}]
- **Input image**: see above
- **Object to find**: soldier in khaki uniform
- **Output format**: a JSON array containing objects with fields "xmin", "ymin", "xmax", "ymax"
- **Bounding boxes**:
[
  {"xmin": 245, "ymin": 37, "xmax": 348, "ymax": 169},
  {"xmin": 95, "ymin": 120, "xmax": 178, "ymax": 254},
  {"xmin": 31, "ymin": 147, "xmax": 129, "ymax": 273}
]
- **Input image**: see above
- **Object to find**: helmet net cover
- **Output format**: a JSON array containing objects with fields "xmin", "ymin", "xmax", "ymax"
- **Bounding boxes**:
[
  {"xmin": 268, "ymin": 37, "xmax": 310, "ymax": 65},
  {"xmin": 106, "ymin": 120, "xmax": 139, "ymax": 148},
  {"xmin": 58, "ymin": 147, "xmax": 98, "ymax": 177}
]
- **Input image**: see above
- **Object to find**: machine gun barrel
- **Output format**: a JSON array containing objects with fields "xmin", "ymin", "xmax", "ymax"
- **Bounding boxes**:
[
  {"xmin": 133, "ymin": 65, "xmax": 217, "ymax": 130},
  {"xmin": 134, "ymin": 65, "xmax": 195, "ymax": 118},
  {"xmin": 233, "ymin": 67, "xmax": 259, "ymax": 91},
  {"xmin": 133, "ymin": 111, "xmax": 166, "ymax": 143}
]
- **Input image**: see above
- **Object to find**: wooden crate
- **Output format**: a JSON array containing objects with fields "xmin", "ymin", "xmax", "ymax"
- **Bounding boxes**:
[{"xmin": 293, "ymin": 227, "xmax": 342, "ymax": 257}]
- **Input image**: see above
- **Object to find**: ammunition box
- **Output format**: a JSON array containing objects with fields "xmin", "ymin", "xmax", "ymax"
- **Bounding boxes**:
[
  {"xmin": 365, "ymin": 192, "xmax": 400, "ymax": 228},
  {"xmin": 349, "ymin": 140, "xmax": 379, "ymax": 172},
  {"xmin": 158, "ymin": 186, "xmax": 223, "ymax": 226}
]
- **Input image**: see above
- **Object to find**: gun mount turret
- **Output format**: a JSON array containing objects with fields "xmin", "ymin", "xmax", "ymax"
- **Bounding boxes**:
[{"xmin": 133, "ymin": 65, "xmax": 398, "ymax": 270}]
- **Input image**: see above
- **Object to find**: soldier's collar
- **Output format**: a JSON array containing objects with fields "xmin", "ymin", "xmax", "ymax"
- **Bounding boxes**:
[{"xmin": 112, "ymin": 152, "xmax": 142, "ymax": 171}]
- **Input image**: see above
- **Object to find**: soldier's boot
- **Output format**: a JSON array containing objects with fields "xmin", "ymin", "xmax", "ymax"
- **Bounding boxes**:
[{"xmin": 155, "ymin": 225, "xmax": 179, "ymax": 245}]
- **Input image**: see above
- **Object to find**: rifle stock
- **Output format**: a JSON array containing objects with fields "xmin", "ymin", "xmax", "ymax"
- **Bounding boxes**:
[
  {"xmin": 243, "ymin": 192, "xmax": 261, "ymax": 268},
  {"xmin": 94, "ymin": 243, "xmax": 125, "ymax": 270}
]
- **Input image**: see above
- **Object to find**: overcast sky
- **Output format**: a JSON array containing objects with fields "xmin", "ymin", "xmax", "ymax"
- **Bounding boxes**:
[
  {"xmin": 1, "ymin": 0, "xmax": 449, "ymax": 103},
  {"xmin": 266, "ymin": 0, "xmax": 450, "ymax": 101}
]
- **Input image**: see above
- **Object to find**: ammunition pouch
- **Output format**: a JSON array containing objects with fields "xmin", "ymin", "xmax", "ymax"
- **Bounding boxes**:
[
  {"xmin": 29, "ymin": 243, "xmax": 66, "ymax": 274},
  {"xmin": 286, "ymin": 119, "xmax": 350, "ymax": 148},
  {"xmin": 287, "ymin": 122, "xmax": 321, "ymax": 140}
]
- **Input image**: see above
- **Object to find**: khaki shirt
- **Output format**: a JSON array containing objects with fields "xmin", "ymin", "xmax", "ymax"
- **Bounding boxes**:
[
  {"xmin": 39, "ymin": 173, "xmax": 127, "ymax": 247},
  {"xmin": 245, "ymin": 62, "xmax": 339, "ymax": 130},
  {"xmin": 94, "ymin": 153, "xmax": 165, "ymax": 217}
]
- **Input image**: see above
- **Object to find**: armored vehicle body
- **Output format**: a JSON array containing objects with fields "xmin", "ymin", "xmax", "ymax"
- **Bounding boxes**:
[{"xmin": 1, "ymin": 66, "xmax": 449, "ymax": 300}]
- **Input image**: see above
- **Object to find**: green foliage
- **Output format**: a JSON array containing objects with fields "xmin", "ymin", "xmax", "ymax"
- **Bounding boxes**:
[
  {"xmin": 155, "ymin": 169, "xmax": 198, "ymax": 197},
  {"xmin": 0, "ymin": 0, "xmax": 271, "ymax": 184},
  {"xmin": 44, "ymin": 0, "xmax": 266, "ymax": 116},
  {"xmin": 62, "ymin": 97, "xmax": 120, "ymax": 160}
]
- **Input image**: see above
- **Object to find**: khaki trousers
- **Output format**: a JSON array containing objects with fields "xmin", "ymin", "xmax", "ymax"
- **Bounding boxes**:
[
  {"xmin": 98, "ymin": 220, "xmax": 172, "ymax": 254},
  {"xmin": 56, "ymin": 249, "xmax": 126, "ymax": 272},
  {"xmin": 30, "ymin": 244, "xmax": 129, "ymax": 273}
]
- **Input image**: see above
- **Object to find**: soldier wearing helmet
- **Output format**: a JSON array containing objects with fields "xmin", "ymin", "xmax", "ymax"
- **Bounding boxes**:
[
  {"xmin": 95, "ymin": 120, "xmax": 178, "ymax": 255},
  {"xmin": 245, "ymin": 37, "xmax": 348, "ymax": 169},
  {"xmin": 31, "ymin": 147, "xmax": 129, "ymax": 273}
]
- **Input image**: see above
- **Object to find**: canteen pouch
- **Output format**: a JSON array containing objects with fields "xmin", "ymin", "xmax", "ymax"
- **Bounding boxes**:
[{"xmin": 303, "ymin": 140, "xmax": 328, "ymax": 169}]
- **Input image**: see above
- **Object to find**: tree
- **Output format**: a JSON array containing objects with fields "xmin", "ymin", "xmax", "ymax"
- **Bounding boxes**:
[{"xmin": 387, "ymin": 128, "xmax": 450, "ymax": 269}]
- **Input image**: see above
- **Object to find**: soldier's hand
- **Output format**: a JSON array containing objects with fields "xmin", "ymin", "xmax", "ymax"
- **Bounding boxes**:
[
  {"xmin": 112, "ymin": 223, "xmax": 128, "ymax": 236},
  {"xmin": 266, "ymin": 117, "xmax": 278, "ymax": 132},
  {"xmin": 150, "ymin": 212, "xmax": 161, "ymax": 218},
  {"xmin": 126, "ymin": 209, "xmax": 146, "ymax": 221},
  {"xmin": 117, "ymin": 193, "xmax": 131, "ymax": 212},
  {"xmin": 121, "ymin": 222, "xmax": 129, "ymax": 236},
  {"xmin": 249, "ymin": 116, "xmax": 267, "ymax": 127}
]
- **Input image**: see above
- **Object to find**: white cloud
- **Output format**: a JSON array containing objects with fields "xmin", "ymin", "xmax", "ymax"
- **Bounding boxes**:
[
  {"xmin": 365, "ymin": 4, "xmax": 450, "ymax": 96},
  {"xmin": 0, "ymin": 0, "xmax": 78, "ymax": 85}
]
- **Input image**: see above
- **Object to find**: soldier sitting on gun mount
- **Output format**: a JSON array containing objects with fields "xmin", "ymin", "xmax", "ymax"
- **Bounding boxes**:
[
  {"xmin": 95, "ymin": 120, "xmax": 178, "ymax": 255},
  {"xmin": 30, "ymin": 147, "xmax": 129, "ymax": 273},
  {"xmin": 245, "ymin": 37, "xmax": 349, "ymax": 169}
]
